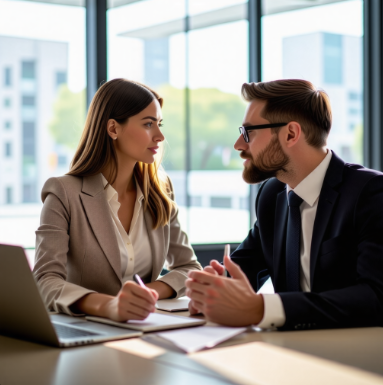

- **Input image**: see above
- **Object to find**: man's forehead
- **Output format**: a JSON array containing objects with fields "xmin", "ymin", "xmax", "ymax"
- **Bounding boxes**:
[{"xmin": 243, "ymin": 99, "xmax": 268, "ymax": 125}]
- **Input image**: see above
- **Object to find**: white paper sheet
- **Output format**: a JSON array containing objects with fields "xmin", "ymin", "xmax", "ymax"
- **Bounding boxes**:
[
  {"xmin": 155, "ymin": 296, "xmax": 190, "ymax": 312},
  {"xmin": 156, "ymin": 326, "xmax": 247, "ymax": 353}
]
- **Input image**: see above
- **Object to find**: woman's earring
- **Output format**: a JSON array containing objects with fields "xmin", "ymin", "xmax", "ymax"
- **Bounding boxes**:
[{"xmin": 114, "ymin": 137, "xmax": 117, "ymax": 140}]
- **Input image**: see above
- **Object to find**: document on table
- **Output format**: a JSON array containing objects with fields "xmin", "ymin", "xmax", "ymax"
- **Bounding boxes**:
[
  {"xmin": 155, "ymin": 296, "xmax": 190, "ymax": 312},
  {"xmin": 156, "ymin": 325, "xmax": 247, "ymax": 353},
  {"xmin": 86, "ymin": 312, "xmax": 205, "ymax": 332}
]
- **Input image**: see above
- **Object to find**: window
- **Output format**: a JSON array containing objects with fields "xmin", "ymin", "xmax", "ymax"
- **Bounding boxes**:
[
  {"xmin": 22, "ymin": 95, "xmax": 35, "ymax": 107},
  {"xmin": 349, "ymin": 91, "xmax": 360, "ymax": 100},
  {"xmin": 0, "ymin": 0, "xmax": 86, "ymax": 248},
  {"xmin": 4, "ymin": 97, "xmax": 11, "ymax": 107},
  {"xmin": 5, "ymin": 187, "xmax": 12, "ymax": 204},
  {"xmin": 57, "ymin": 155, "xmax": 67, "ymax": 166},
  {"xmin": 323, "ymin": 33, "xmax": 342, "ymax": 85},
  {"xmin": 23, "ymin": 183, "xmax": 36, "ymax": 203},
  {"xmin": 5, "ymin": 142, "xmax": 12, "ymax": 157},
  {"xmin": 22, "ymin": 121, "xmax": 36, "ymax": 159},
  {"xmin": 4, "ymin": 67, "xmax": 11, "ymax": 86},
  {"xmin": 262, "ymin": 0, "xmax": 363, "ymax": 165},
  {"xmin": 107, "ymin": 0, "xmax": 250, "ymax": 244},
  {"xmin": 190, "ymin": 196, "xmax": 202, "ymax": 207},
  {"xmin": 210, "ymin": 197, "xmax": 232, "ymax": 209},
  {"xmin": 22, "ymin": 61, "xmax": 36, "ymax": 79},
  {"xmin": 56, "ymin": 71, "xmax": 67, "ymax": 87}
]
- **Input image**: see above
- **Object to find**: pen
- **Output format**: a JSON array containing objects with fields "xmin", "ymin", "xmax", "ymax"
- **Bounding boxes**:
[
  {"xmin": 222, "ymin": 244, "xmax": 230, "ymax": 277},
  {"xmin": 134, "ymin": 274, "xmax": 146, "ymax": 288}
]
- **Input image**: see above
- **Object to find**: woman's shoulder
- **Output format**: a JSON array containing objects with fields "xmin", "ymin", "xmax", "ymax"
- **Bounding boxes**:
[{"xmin": 41, "ymin": 175, "xmax": 84, "ymax": 203}]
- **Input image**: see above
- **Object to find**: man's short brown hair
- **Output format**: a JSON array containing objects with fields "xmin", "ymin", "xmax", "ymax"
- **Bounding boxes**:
[{"xmin": 241, "ymin": 79, "xmax": 332, "ymax": 148}]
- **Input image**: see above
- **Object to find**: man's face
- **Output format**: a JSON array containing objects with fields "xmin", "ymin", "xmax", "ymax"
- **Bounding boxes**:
[{"xmin": 234, "ymin": 100, "xmax": 290, "ymax": 184}]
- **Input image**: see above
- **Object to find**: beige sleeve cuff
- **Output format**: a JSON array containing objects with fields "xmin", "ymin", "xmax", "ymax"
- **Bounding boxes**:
[
  {"xmin": 53, "ymin": 282, "xmax": 95, "ymax": 316},
  {"xmin": 256, "ymin": 294, "xmax": 286, "ymax": 329},
  {"xmin": 156, "ymin": 270, "xmax": 187, "ymax": 299}
]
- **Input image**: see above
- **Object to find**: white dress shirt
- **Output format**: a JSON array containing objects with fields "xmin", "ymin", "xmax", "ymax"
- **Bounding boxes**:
[
  {"xmin": 101, "ymin": 175, "xmax": 153, "ymax": 283},
  {"xmin": 257, "ymin": 150, "xmax": 332, "ymax": 329}
]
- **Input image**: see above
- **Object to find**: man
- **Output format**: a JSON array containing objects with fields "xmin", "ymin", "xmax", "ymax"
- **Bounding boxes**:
[{"xmin": 186, "ymin": 79, "xmax": 383, "ymax": 330}]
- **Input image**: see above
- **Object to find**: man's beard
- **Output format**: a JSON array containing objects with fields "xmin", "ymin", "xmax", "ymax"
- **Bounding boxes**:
[{"xmin": 241, "ymin": 135, "xmax": 290, "ymax": 184}]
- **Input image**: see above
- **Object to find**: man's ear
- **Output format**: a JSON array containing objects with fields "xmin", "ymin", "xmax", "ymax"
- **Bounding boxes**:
[
  {"xmin": 283, "ymin": 121, "xmax": 302, "ymax": 148},
  {"xmin": 106, "ymin": 119, "xmax": 118, "ymax": 139}
]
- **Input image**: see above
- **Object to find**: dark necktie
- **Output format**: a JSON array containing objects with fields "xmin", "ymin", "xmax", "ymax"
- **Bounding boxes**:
[{"xmin": 286, "ymin": 190, "xmax": 303, "ymax": 292}]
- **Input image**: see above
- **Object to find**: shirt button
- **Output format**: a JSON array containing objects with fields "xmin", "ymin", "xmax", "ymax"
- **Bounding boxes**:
[{"xmin": 130, "ymin": 258, "xmax": 133, "ymax": 261}]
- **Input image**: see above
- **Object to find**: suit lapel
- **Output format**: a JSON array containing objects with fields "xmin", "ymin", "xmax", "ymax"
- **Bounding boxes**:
[
  {"xmin": 273, "ymin": 189, "xmax": 288, "ymax": 291},
  {"xmin": 144, "ymin": 210, "xmax": 166, "ymax": 282},
  {"xmin": 310, "ymin": 152, "xmax": 343, "ymax": 288},
  {"xmin": 80, "ymin": 174, "xmax": 122, "ymax": 282}
]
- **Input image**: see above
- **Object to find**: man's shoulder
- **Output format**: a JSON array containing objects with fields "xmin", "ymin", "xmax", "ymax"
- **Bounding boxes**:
[
  {"xmin": 343, "ymin": 162, "xmax": 383, "ymax": 178},
  {"xmin": 340, "ymin": 162, "xmax": 383, "ymax": 192},
  {"xmin": 255, "ymin": 178, "xmax": 286, "ymax": 212},
  {"xmin": 329, "ymin": 151, "xmax": 383, "ymax": 184},
  {"xmin": 258, "ymin": 178, "xmax": 286, "ymax": 196}
]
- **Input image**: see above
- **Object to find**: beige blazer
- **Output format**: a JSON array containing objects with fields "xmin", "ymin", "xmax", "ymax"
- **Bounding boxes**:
[{"xmin": 33, "ymin": 174, "xmax": 201, "ymax": 315}]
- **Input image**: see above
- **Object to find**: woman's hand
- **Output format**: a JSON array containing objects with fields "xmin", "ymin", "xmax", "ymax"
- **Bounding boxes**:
[
  {"xmin": 102, "ymin": 281, "xmax": 159, "ymax": 322},
  {"xmin": 73, "ymin": 281, "xmax": 158, "ymax": 322}
]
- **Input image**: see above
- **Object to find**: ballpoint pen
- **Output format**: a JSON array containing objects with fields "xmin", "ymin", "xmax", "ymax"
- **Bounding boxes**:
[{"xmin": 134, "ymin": 274, "xmax": 146, "ymax": 288}]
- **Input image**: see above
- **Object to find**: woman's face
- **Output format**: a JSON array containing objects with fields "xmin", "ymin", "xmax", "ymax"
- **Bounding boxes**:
[{"xmin": 109, "ymin": 99, "xmax": 164, "ymax": 165}]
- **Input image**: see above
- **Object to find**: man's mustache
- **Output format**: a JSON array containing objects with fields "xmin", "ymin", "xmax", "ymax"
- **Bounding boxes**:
[{"xmin": 240, "ymin": 151, "xmax": 252, "ymax": 160}]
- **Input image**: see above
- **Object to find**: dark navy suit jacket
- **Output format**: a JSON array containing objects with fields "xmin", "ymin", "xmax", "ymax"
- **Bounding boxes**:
[{"xmin": 231, "ymin": 152, "xmax": 383, "ymax": 330}]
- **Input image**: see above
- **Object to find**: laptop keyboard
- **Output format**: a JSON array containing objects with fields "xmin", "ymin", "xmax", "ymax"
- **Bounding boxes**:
[{"xmin": 53, "ymin": 323, "xmax": 99, "ymax": 339}]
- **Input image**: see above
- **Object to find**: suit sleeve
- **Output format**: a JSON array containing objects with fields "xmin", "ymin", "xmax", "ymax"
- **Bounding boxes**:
[
  {"xmin": 231, "ymin": 182, "xmax": 269, "ymax": 291},
  {"xmin": 279, "ymin": 175, "xmax": 383, "ymax": 330},
  {"xmin": 34, "ymin": 178, "xmax": 95, "ymax": 315},
  {"xmin": 157, "ymin": 177, "xmax": 202, "ymax": 298}
]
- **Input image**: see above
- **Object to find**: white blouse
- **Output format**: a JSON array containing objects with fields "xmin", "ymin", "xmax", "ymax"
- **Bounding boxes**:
[{"xmin": 101, "ymin": 175, "xmax": 152, "ymax": 283}]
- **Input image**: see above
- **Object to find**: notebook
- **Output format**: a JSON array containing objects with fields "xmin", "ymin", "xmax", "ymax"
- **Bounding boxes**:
[
  {"xmin": 86, "ymin": 312, "xmax": 205, "ymax": 332},
  {"xmin": 0, "ymin": 244, "xmax": 142, "ymax": 347},
  {"xmin": 155, "ymin": 296, "xmax": 190, "ymax": 312}
]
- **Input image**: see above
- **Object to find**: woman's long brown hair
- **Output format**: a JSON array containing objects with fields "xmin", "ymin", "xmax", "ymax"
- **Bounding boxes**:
[{"xmin": 67, "ymin": 78, "xmax": 174, "ymax": 229}]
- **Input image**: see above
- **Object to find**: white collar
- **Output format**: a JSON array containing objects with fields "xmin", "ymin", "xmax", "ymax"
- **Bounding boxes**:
[
  {"xmin": 101, "ymin": 174, "xmax": 144, "ymax": 206},
  {"xmin": 286, "ymin": 149, "xmax": 332, "ymax": 207}
]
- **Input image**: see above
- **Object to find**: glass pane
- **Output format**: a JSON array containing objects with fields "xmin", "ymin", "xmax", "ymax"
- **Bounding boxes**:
[
  {"xmin": 107, "ymin": 0, "xmax": 188, "ymax": 232},
  {"xmin": 188, "ymin": 3, "xmax": 249, "ymax": 244},
  {"xmin": 262, "ymin": 0, "xmax": 363, "ymax": 164},
  {"xmin": 0, "ymin": 0, "xmax": 86, "ymax": 254},
  {"xmin": 108, "ymin": 0, "xmax": 250, "ymax": 244}
]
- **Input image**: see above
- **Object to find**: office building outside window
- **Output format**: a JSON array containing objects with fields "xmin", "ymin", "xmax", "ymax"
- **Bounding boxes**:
[
  {"xmin": 0, "ymin": 0, "xmax": 86, "ymax": 262},
  {"xmin": 5, "ymin": 187, "xmax": 12, "ymax": 204},
  {"xmin": 4, "ymin": 67, "xmax": 11, "ymax": 86},
  {"xmin": 5, "ymin": 142, "xmax": 12, "ymax": 157},
  {"xmin": 262, "ymin": 0, "xmax": 363, "ymax": 164}
]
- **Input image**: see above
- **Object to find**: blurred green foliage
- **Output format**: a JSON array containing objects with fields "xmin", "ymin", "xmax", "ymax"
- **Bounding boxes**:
[
  {"xmin": 49, "ymin": 85, "xmax": 86, "ymax": 150},
  {"xmin": 159, "ymin": 85, "xmax": 246, "ymax": 170}
]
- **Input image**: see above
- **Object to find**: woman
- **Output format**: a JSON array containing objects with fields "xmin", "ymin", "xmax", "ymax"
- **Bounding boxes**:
[{"xmin": 34, "ymin": 78, "xmax": 201, "ymax": 322}]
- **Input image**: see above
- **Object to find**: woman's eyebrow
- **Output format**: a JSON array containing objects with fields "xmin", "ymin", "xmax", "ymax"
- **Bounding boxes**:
[{"xmin": 141, "ymin": 116, "xmax": 163, "ymax": 121}]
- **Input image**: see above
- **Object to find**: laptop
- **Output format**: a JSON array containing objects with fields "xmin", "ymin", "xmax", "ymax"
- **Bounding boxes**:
[{"xmin": 0, "ymin": 244, "xmax": 142, "ymax": 347}]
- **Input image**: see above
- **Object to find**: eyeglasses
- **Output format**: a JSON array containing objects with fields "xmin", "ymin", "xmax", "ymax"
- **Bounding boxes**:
[{"xmin": 238, "ymin": 123, "xmax": 288, "ymax": 143}]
